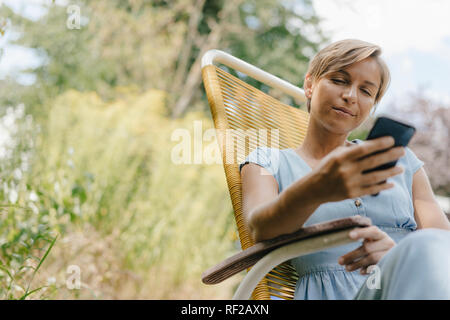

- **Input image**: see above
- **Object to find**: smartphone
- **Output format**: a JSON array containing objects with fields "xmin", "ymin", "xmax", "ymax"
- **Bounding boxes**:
[{"xmin": 362, "ymin": 115, "xmax": 416, "ymax": 196}]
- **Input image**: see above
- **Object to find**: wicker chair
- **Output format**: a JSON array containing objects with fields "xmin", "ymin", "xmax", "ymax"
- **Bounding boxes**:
[{"xmin": 200, "ymin": 50, "xmax": 372, "ymax": 300}]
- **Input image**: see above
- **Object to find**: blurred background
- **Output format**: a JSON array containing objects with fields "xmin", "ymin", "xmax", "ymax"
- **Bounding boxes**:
[{"xmin": 0, "ymin": 0, "xmax": 448, "ymax": 299}]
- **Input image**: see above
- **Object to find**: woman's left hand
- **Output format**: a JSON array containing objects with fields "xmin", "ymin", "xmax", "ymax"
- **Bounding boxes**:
[{"xmin": 338, "ymin": 225, "xmax": 396, "ymax": 275}]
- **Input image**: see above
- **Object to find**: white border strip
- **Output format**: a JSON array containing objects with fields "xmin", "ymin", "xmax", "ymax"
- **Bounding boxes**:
[{"xmin": 201, "ymin": 49, "xmax": 306, "ymax": 104}]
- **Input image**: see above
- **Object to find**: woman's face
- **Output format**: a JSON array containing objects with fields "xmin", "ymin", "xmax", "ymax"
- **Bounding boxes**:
[{"xmin": 305, "ymin": 57, "xmax": 381, "ymax": 135}]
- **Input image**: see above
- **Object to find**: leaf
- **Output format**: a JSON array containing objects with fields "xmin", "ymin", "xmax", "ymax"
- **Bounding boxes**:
[
  {"xmin": 33, "ymin": 235, "xmax": 57, "ymax": 277},
  {"xmin": 0, "ymin": 264, "xmax": 13, "ymax": 280},
  {"xmin": 23, "ymin": 235, "xmax": 58, "ymax": 298},
  {"xmin": 19, "ymin": 285, "xmax": 48, "ymax": 300},
  {"xmin": 71, "ymin": 184, "xmax": 87, "ymax": 204}
]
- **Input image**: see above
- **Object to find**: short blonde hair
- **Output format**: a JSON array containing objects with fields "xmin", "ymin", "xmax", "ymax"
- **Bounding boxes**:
[{"xmin": 305, "ymin": 39, "xmax": 390, "ymax": 112}]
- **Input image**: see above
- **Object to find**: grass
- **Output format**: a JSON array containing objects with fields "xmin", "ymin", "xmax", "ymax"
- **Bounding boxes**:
[
  {"xmin": 0, "ymin": 89, "xmax": 240, "ymax": 299},
  {"xmin": 20, "ymin": 235, "xmax": 57, "ymax": 300}
]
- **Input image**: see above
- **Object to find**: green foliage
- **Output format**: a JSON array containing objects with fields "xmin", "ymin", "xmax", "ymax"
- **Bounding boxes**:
[
  {"xmin": 1, "ymin": 89, "xmax": 238, "ymax": 298},
  {"xmin": 1, "ymin": 1, "xmax": 187, "ymax": 102},
  {"xmin": 0, "ymin": 204, "xmax": 57, "ymax": 300},
  {"xmin": 0, "ymin": 104, "xmax": 58, "ymax": 299},
  {"xmin": 227, "ymin": 0, "xmax": 326, "ymax": 86},
  {"xmin": 1, "ymin": 0, "xmax": 327, "ymax": 116}
]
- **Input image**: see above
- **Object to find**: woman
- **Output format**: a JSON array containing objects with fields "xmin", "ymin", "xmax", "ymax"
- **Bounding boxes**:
[{"xmin": 239, "ymin": 39, "xmax": 450, "ymax": 299}]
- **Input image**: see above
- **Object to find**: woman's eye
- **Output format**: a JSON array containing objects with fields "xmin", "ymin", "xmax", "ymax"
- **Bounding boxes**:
[
  {"xmin": 331, "ymin": 78, "xmax": 372, "ymax": 96},
  {"xmin": 331, "ymin": 78, "xmax": 345, "ymax": 84}
]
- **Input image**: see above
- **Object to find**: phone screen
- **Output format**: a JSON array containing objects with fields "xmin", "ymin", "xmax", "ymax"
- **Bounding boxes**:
[
  {"xmin": 363, "ymin": 116, "xmax": 416, "ymax": 174},
  {"xmin": 366, "ymin": 116, "xmax": 416, "ymax": 147},
  {"xmin": 362, "ymin": 116, "xmax": 416, "ymax": 196}
]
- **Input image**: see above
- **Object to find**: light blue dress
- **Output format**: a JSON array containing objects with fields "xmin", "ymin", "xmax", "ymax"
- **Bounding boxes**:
[{"xmin": 239, "ymin": 139, "xmax": 450, "ymax": 299}]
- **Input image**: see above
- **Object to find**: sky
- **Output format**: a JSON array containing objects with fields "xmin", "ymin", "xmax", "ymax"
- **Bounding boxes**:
[
  {"xmin": 1, "ymin": 0, "xmax": 450, "ymax": 113},
  {"xmin": 310, "ymin": 0, "xmax": 450, "ymax": 111}
]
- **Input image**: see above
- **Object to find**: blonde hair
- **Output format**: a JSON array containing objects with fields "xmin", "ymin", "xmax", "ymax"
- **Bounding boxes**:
[{"xmin": 305, "ymin": 39, "xmax": 390, "ymax": 112}]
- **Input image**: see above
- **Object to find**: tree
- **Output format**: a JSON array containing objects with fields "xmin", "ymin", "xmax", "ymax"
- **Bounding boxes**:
[
  {"xmin": 387, "ymin": 89, "xmax": 450, "ymax": 196},
  {"xmin": 1, "ymin": 0, "xmax": 328, "ymax": 118},
  {"xmin": 168, "ymin": 0, "xmax": 328, "ymax": 117}
]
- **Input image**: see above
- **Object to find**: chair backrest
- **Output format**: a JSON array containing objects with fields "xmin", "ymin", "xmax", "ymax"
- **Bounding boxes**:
[{"xmin": 201, "ymin": 50, "xmax": 309, "ymax": 300}]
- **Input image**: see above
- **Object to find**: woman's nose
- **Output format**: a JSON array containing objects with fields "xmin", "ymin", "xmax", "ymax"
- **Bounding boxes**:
[{"xmin": 342, "ymin": 86, "xmax": 357, "ymax": 103}]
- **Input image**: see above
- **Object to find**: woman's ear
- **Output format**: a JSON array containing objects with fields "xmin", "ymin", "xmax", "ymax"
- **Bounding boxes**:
[{"xmin": 304, "ymin": 73, "xmax": 313, "ymax": 99}]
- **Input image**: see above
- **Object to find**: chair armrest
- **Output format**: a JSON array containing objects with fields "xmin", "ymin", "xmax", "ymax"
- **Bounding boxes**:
[
  {"xmin": 202, "ymin": 216, "xmax": 372, "ymax": 285},
  {"xmin": 233, "ymin": 228, "xmax": 359, "ymax": 299}
]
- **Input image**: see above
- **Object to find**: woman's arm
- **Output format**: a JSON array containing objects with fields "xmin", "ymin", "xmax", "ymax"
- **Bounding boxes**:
[
  {"xmin": 412, "ymin": 167, "xmax": 450, "ymax": 230},
  {"xmin": 241, "ymin": 163, "xmax": 326, "ymax": 242},
  {"xmin": 242, "ymin": 137, "xmax": 403, "ymax": 242}
]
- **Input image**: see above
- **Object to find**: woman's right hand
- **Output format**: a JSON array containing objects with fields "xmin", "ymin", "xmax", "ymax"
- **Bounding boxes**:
[{"xmin": 312, "ymin": 136, "xmax": 406, "ymax": 202}]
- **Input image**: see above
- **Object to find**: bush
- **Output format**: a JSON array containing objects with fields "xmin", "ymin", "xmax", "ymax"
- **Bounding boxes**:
[{"xmin": 1, "ymin": 89, "xmax": 238, "ymax": 298}]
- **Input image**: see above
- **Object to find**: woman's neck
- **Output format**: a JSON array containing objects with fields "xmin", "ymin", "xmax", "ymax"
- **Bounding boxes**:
[{"xmin": 297, "ymin": 121, "xmax": 352, "ymax": 160}]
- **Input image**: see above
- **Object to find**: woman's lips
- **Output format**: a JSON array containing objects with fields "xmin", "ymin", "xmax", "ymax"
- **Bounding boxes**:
[{"xmin": 332, "ymin": 106, "xmax": 354, "ymax": 117}]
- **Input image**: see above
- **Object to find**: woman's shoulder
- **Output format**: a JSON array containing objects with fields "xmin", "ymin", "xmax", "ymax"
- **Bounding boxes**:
[
  {"xmin": 239, "ymin": 146, "xmax": 285, "ymax": 173},
  {"xmin": 403, "ymin": 145, "xmax": 424, "ymax": 174}
]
